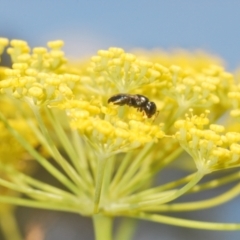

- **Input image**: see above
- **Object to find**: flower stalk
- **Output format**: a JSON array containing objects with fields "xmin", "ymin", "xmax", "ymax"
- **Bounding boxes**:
[
  {"xmin": 0, "ymin": 207, "xmax": 22, "ymax": 240},
  {"xmin": 93, "ymin": 214, "xmax": 113, "ymax": 240},
  {"xmin": 94, "ymin": 155, "xmax": 109, "ymax": 213}
]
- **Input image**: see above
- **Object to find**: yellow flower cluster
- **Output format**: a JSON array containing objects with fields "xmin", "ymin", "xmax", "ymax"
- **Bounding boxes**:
[
  {"xmin": 162, "ymin": 64, "xmax": 233, "ymax": 109},
  {"xmin": 85, "ymin": 47, "xmax": 162, "ymax": 93},
  {"xmin": 0, "ymin": 38, "xmax": 238, "ymax": 178},
  {"xmin": 0, "ymin": 38, "xmax": 80, "ymax": 105},
  {"xmin": 58, "ymin": 99, "xmax": 164, "ymax": 157},
  {"xmin": 69, "ymin": 47, "xmax": 234, "ymax": 135},
  {"xmin": 133, "ymin": 49, "xmax": 224, "ymax": 69},
  {"xmin": 175, "ymin": 110, "xmax": 240, "ymax": 173},
  {"xmin": 132, "ymin": 50, "xmax": 232, "ymax": 109}
]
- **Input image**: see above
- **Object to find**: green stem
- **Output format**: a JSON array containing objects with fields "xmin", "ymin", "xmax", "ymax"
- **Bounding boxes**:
[
  {"xmin": 117, "ymin": 147, "xmax": 183, "ymax": 198},
  {"xmin": 121, "ymin": 173, "xmax": 195, "ymax": 204},
  {"xmin": 0, "ymin": 112, "xmax": 80, "ymax": 195},
  {"xmin": 103, "ymin": 155, "xmax": 114, "ymax": 196},
  {"xmin": 131, "ymin": 170, "xmax": 240, "ymax": 203},
  {"xmin": 0, "ymin": 196, "xmax": 77, "ymax": 212},
  {"xmin": 45, "ymin": 108, "xmax": 79, "ymax": 164},
  {"xmin": 115, "ymin": 218, "xmax": 136, "ymax": 240},
  {"xmin": 132, "ymin": 212, "xmax": 240, "ymax": 231},
  {"xmin": 71, "ymin": 129, "xmax": 94, "ymax": 187},
  {"xmin": 0, "ymin": 178, "xmax": 69, "ymax": 203},
  {"xmin": 94, "ymin": 155, "xmax": 108, "ymax": 213},
  {"xmin": 26, "ymin": 119, "xmax": 54, "ymax": 155},
  {"xmin": 30, "ymin": 105, "xmax": 86, "ymax": 195},
  {"xmin": 0, "ymin": 207, "xmax": 23, "ymax": 240},
  {"xmin": 109, "ymin": 152, "xmax": 133, "ymax": 192},
  {"xmin": 153, "ymin": 182, "xmax": 240, "ymax": 212},
  {"xmin": 138, "ymin": 171, "xmax": 204, "ymax": 207},
  {"xmin": 111, "ymin": 143, "xmax": 153, "ymax": 197},
  {"xmin": 188, "ymin": 171, "xmax": 240, "ymax": 193},
  {"xmin": 117, "ymin": 167, "xmax": 151, "ymax": 198},
  {"xmin": 108, "ymin": 171, "xmax": 204, "ymax": 213},
  {"xmin": 0, "ymin": 163, "xmax": 77, "ymax": 201},
  {"xmin": 46, "ymin": 109, "xmax": 94, "ymax": 191},
  {"xmin": 150, "ymin": 145, "xmax": 183, "ymax": 173},
  {"xmin": 93, "ymin": 215, "xmax": 113, "ymax": 240}
]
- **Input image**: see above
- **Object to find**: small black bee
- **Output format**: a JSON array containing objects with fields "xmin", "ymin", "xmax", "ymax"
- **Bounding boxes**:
[{"xmin": 108, "ymin": 93, "xmax": 157, "ymax": 118}]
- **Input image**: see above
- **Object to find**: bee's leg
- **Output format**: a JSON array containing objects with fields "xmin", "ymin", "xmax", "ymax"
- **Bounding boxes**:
[{"xmin": 151, "ymin": 110, "xmax": 159, "ymax": 123}]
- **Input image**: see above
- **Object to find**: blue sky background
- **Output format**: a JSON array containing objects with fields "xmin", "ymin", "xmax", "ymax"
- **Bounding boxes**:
[
  {"xmin": 1, "ymin": 1, "xmax": 240, "ymax": 70},
  {"xmin": 1, "ymin": 1, "xmax": 240, "ymax": 240}
]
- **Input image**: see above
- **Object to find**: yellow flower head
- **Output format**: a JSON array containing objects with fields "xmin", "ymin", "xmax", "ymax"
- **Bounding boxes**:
[
  {"xmin": 1, "ymin": 38, "xmax": 240, "ymax": 233},
  {"xmin": 175, "ymin": 109, "xmax": 240, "ymax": 173},
  {"xmin": 84, "ymin": 47, "xmax": 162, "ymax": 94},
  {"xmin": 0, "ymin": 39, "xmax": 80, "ymax": 105},
  {"xmin": 56, "ymin": 98, "xmax": 164, "ymax": 157}
]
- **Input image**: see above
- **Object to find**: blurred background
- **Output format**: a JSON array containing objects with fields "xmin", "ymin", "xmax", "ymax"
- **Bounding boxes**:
[{"xmin": 1, "ymin": 0, "xmax": 240, "ymax": 239}]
